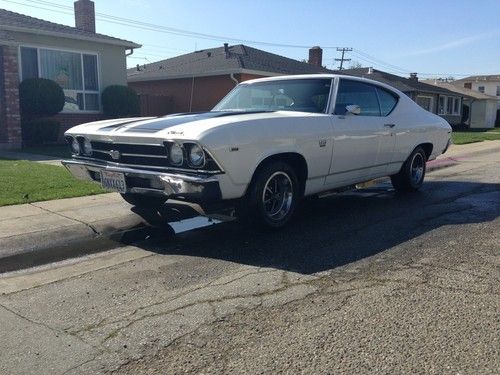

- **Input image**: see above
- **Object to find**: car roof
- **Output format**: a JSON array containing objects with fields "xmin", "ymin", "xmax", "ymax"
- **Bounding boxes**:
[{"xmin": 241, "ymin": 74, "xmax": 405, "ymax": 97}]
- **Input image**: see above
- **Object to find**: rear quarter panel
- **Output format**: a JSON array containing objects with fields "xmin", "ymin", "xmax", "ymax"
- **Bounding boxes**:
[{"xmin": 389, "ymin": 95, "xmax": 451, "ymax": 167}]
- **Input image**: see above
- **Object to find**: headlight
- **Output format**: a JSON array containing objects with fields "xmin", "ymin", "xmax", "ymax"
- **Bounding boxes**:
[
  {"xmin": 188, "ymin": 144, "xmax": 205, "ymax": 167},
  {"xmin": 82, "ymin": 138, "xmax": 92, "ymax": 156},
  {"xmin": 170, "ymin": 143, "xmax": 183, "ymax": 165},
  {"xmin": 71, "ymin": 138, "xmax": 80, "ymax": 155}
]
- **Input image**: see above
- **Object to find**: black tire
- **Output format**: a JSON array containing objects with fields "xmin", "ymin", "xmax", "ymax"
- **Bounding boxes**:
[
  {"xmin": 238, "ymin": 161, "xmax": 300, "ymax": 228},
  {"xmin": 120, "ymin": 193, "xmax": 166, "ymax": 208},
  {"xmin": 390, "ymin": 146, "xmax": 427, "ymax": 192}
]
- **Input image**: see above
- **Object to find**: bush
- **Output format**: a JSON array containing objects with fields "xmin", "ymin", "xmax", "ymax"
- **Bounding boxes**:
[
  {"xmin": 21, "ymin": 118, "xmax": 60, "ymax": 145},
  {"xmin": 101, "ymin": 85, "xmax": 140, "ymax": 118},
  {"xmin": 19, "ymin": 78, "xmax": 65, "ymax": 116}
]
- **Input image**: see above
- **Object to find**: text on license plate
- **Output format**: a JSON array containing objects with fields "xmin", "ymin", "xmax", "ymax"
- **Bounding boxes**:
[{"xmin": 101, "ymin": 171, "xmax": 126, "ymax": 193}]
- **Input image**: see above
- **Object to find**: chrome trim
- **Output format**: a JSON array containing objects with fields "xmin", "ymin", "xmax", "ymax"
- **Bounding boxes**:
[
  {"xmin": 92, "ymin": 150, "xmax": 168, "ymax": 159},
  {"xmin": 62, "ymin": 159, "xmax": 222, "ymax": 200},
  {"xmin": 71, "ymin": 156, "xmax": 223, "ymax": 175},
  {"xmin": 62, "ymin": 159, "xmax": 219, "ymax": 183},
  {"xmin": 120, "ymin": 153, "xmax": 168, "ymax": 159}
]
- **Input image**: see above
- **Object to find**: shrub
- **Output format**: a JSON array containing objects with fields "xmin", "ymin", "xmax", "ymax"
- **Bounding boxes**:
[
  {"xmin": 19, "ymin": 78, "xmax": 65, "ymax": 116},
  {"xmin": 21, "ymin": 118, "xmax": 60, "ymax": 145},
  {"xmin": 101, "ymin": 85, "xmax": 140, "ymax": 118}
]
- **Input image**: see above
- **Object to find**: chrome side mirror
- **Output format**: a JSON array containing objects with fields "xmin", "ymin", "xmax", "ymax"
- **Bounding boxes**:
[{"xmin": 346, "ymin": 104, "xmax": 361, "ymax": 115}]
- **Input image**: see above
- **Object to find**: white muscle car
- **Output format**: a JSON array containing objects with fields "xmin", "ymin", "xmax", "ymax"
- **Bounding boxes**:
[{"xmin": 63, "ymin": 74, "xmax": 452, "ymax": 227}]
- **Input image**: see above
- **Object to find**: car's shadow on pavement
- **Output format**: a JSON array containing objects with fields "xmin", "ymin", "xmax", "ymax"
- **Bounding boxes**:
[{"xmin": 129, "ymin": 180, "xmax": 499, "ymax": 275}]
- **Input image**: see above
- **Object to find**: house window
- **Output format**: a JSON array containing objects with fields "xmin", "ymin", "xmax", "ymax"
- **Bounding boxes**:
[
  {"xmin": 478, "ymin": 86, "xmax": 485, "ymax": 93},
  {"xmin": 453, "ymin": 97, "xmax": 460, "ymax": 115},
  {"xmin": 438, "ymin": 95, "xmax": 460, "ymax": 115},
  {"xmin": 416, "ymin": 96, "xmax": 434, "ymax": 112},
  {"xmin": 464, "ymin": 82, "xmax": 472, "ymax": 89},
  {"xmin": 19, "ymin": 46, "xmax": 100, "ymax": 112},
  {"xmin": 496, "ymin": 86, "xmax": 500, "ymax": 96},
  {"xmin": 438, "ymin": 96, "xmax": 446, "ymax": 115}
]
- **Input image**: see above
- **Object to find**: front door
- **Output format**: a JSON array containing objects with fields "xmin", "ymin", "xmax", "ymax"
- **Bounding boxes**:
[{"xmin": 325, "ymin": 79, "xmax": 396, "ymax": 187}]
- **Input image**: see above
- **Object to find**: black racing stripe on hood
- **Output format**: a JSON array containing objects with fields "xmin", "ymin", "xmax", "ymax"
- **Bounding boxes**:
[
  {"xmin": 98, "ymin": 118, "xmax": 153, "ymax": 132},
  {"xmin": 124, "ymin": 111, "xmax": 274, "ymax": 133}
]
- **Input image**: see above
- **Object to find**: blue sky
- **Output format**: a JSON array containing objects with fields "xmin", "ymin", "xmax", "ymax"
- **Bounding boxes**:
[{"xmin": 1, "ymin": 0, "xmax": 499, "ymax": 78}]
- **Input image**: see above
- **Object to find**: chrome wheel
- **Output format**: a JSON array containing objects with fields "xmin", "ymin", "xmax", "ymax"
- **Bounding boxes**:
[
  {"xmin": 410, "ymin": 152, "xmax": 424, "ymax": 185},
  {"xmin": 262, "ymin": 171, "xmax": 294, "ymax": 221}
]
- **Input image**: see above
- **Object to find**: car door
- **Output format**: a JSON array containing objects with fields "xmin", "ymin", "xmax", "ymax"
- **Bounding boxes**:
[{"xmin": 325, "ymin": 79, "xmax": 395, "ymax": 187}]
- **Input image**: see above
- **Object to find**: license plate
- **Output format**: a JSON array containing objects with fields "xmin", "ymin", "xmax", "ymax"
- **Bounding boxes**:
[{"xmin": 101, "ymin": 171, "xmax": 126, "ymax": 193}]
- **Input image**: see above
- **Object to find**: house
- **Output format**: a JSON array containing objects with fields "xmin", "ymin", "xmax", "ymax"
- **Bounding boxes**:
[
  {"xmin": 0, "ymin": 0, "xmax": 140, "ymax": 149},
  {"xmin": 339, "ymin": 68, "xmax": 465, "ymax": 126},
  {"xmin": 423, "ymin": 80, "xmax": 499, "ymax": 128},
  {"xmin": 453, "ymin": 75, "xmax": 500, "ymax": 102},
  {"xmin": 127, "ymin": 44, "xmax": 330, "ymax": 115},
  {"xmin": 452, "ymin": 75, "xmax": 500, "ymax": 126}
]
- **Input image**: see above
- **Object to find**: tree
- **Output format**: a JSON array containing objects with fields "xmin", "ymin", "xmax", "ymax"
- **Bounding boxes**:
[{"xmin": 348, "ymin": 61, "xmax": 363, "ymax": 69}]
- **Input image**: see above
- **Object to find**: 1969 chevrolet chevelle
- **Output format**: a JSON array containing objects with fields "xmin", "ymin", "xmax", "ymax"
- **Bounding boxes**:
[{"xmin": 63, "ymin": 74, "xmax": 452, "ymax": 228}]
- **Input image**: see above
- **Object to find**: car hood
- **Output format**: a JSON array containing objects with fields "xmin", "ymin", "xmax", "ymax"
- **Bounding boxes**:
[{"xmin": 65, "ymin": 110, "xmax": 318, "ymax": 140}]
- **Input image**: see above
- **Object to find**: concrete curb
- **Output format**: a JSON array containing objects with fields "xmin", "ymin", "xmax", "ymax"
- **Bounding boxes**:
[
  {"xmin": 0, "ymin": 213, "xmax": 149, "ymax": 273},
  {"xmin": 1, "ymin": 141, "xmax": 498, "ymax": 273}
]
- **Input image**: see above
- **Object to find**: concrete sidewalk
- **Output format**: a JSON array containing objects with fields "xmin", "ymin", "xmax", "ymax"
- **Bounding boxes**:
[
  {"xmin": 1, "ymin": 140, "xmax": 499, "ymax": 272},
  {"xmin": 0, "ymin": 150, "xmax": 63, "ymax": 166},
  {"xmin": 0, "ymin": 193, "xmax": 145, "ymax": 272}
]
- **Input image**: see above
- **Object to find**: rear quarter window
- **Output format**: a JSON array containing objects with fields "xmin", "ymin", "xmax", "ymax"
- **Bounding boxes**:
[{"xmin": 376, "ymin": 87, "xmax": 398, "ymax": 116}]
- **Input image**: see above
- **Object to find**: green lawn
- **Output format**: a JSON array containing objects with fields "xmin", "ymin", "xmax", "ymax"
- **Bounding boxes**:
[
  {"xmin": 452, "ymin": 129, "xmax": 500, "ymax": 145},
  {"xmin": 20, "ymin": 145, "xmax": 71, "ymax": 159},
  {"xmin": 0, "ymin": 159, "xmax": 105, "ymax": 206}
]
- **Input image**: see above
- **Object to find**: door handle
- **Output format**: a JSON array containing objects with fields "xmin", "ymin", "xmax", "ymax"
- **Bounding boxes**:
[{"xmin": 384, "ymin": 123, "xmax": 396, "ymax": 128}]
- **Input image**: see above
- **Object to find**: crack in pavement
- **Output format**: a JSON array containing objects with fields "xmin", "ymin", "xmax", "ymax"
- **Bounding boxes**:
[
  {"xmin": 99, "ymin": 274, "xmax": 320, "ymax": 345},
  {"xmin": 30, "ymin": 203, "xmax": 100, "ymax": 235},
  {"xmin": 0, "ymin": 301, "xmax": 103, "ymax": 355},
  {"xmin": 73, "ymin": 268, "xmax": 279, "ymax": 335}
]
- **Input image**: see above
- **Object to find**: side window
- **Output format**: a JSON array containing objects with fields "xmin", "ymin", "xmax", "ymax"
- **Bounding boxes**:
[
  {"xmin": 377, "ymin": 87, "xmax": 398, "ymax": 116},
  {"xmin": 334, "ymin": 80, "xmax": 380, "ymax": 116}
]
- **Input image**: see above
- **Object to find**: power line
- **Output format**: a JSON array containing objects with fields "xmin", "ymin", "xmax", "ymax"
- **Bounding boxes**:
[
  {"xmin": 0, "ymin": 0, "xmax": 494, "ymax": 78},
  {"xmin": 1, "ymin": 0, "xmax": 347, "ymax": 49}
]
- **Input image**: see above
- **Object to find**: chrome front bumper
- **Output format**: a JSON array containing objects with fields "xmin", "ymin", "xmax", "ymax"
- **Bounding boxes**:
[{"xmin": 62, "ymin": 159, "xmax": 222, "ymax": 202}]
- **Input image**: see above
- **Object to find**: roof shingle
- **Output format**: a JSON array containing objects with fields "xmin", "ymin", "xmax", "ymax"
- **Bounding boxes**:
[
  {"xmin": 0, "ymin": 8, "xmax": 140, "ymax": 48},
  {"xmin": 127, "ymin": 44, "xmax": 332, "ymax": 81},
  {"xmin": 338, "ymin": 68, "xmax": 460, "ymax": 96}
]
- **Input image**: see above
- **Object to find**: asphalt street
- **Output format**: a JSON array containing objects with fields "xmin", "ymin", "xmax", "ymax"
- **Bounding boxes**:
[{"xmin": 0, "ymin": 149, "xmax": 498, "ymax": 374}]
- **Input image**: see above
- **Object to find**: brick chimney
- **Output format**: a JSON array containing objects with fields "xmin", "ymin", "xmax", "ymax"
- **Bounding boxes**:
[
  {"xmin": 409, "ymin": 73, "xmax": 418, "ymax": 82},
  {"xmin": 74, "ymin": 0, "xmax": 95, "ymax": 33},
  {"xmin": 308, "ymin": 46, "xmax": 323, "ymax": 67}
]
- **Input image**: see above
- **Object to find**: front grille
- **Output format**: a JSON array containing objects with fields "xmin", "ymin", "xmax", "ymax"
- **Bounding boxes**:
[
  {"xmin": 85, "ymin": 140, "xmax": 221, "ymax": 173},
  {"xmin": 90, "ymin": 141, "xmax": 168, "ymax": 167}
]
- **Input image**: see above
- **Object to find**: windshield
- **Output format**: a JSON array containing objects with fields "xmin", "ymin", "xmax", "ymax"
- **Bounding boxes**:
[{"xmin": 213, "ymin": 78, "xmax": 332, "ymax": 113}]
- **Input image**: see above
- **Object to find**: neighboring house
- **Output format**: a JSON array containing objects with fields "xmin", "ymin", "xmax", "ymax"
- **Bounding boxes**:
[
  {"xmin": 339, "ymin": 68, "xmax": 464, "ymax": 126},
  {"xmin": 0, "ymin": 0, "xmax": 140, "ymax": 149},
  {"xmin": 423, "ymin": 80, "xmax": 499, "ymax": 128},
  {"xmin": 453, "ymin": 75, "xmax": 500, "ymax": 103},
  {"xmin": 452, "ymin": 75, "xmax": 500, "ymax": 126},
  {"xmin": 127, "ymin": 44, "xmax": 330, "ymax": 115}
]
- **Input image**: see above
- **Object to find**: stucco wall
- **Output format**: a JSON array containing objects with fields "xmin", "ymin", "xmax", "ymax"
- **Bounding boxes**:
[{"xmin": 469, "ymin": 81, "xmax": 500, "ymax": 98}]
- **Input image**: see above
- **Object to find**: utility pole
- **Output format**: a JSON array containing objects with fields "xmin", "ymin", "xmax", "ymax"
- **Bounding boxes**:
[{"xmin": 335, "ymin": 47, "xmax": 352, "ymax": 70}]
